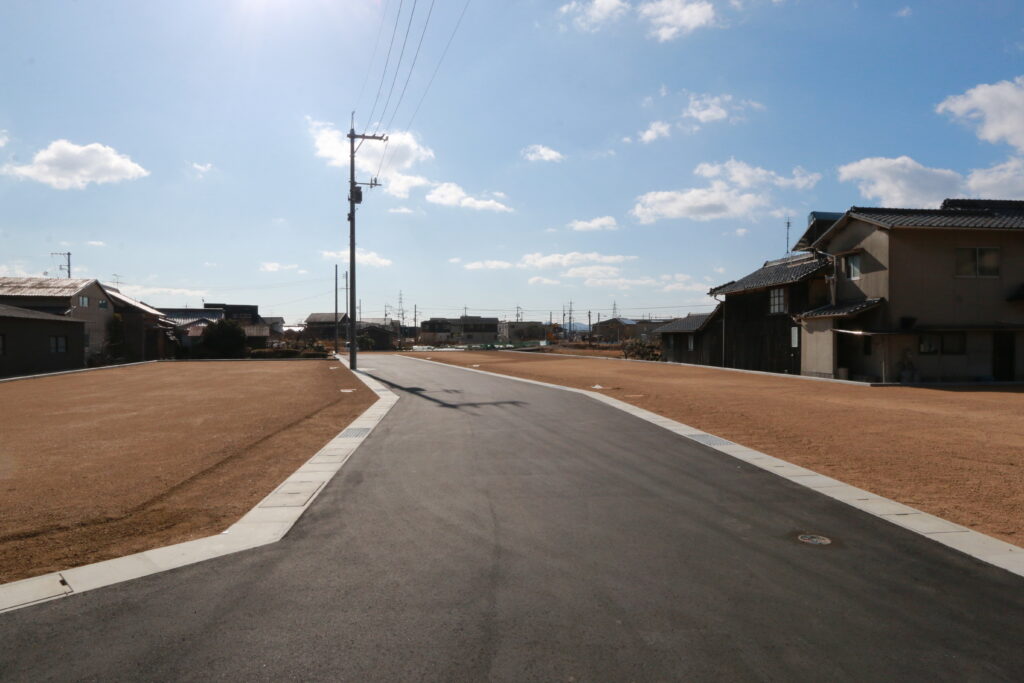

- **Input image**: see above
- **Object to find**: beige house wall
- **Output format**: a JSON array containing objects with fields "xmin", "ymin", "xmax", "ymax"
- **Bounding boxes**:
[
  {"xmin": 68, "ymin": 281, "xmax": 115, "ymax": 359},
  {"xmin": 800, "ymin": 318, "xmax": 835, "ymax": 378},
  {"xmin": 889, "ymin": 228, "xmax": 1024, "ymax": 327},
  {"xmin": 829, "ymin": 219, "xmax": 891, "ymax": 319}
]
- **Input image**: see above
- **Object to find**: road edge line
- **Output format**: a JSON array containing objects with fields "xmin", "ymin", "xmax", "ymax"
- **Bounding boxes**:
[
  {"xmin": 396, "ymin": 354, "xmax": 1024, "ymax": 579},
  {"xmin": 0, "ymin": 359, "xmax": 398, "ymax": 614}
]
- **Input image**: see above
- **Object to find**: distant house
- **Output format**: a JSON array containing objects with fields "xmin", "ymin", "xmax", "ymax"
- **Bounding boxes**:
[
  {"xmin": 794, "ymin": 199, "xmax": 1024, "ymax": 382},
  {"xmin": 709, "ymin": 252, "xmax": 831, "ymax": 374},
  {"xmin": 204, "ymin": 303, "xmax": 260, "ymax": 325},
  {"xmin": 498, "ymin": 320, "xmax": 547, "ymax": 342},
  {"xmin": 655, "ymin": 306, "xmax": 723, "ymax": 365},
  {"xmin": 420, "ymin": 318, "xmax": 452, "ymax": 344},
  {"xmin": 359, "ymin": 324, "xmax": 397, "ymax": 351},
  {"xmin": 163, "ymin": 307, "xmax": 225, "ymax": 350},
  {"xmin": 304, "ymin": 312, "xmax": 350, "ymax": 340},
  {"xmin": 0, "ymin": 277, "xmax": 114, "ymax": 362},
  {"xmin": 591, "ymin": 317, "xmax": 672, "ymax": 343},
  {"xmin": 104, "ymin": 287, "xmax": 176, "ymax": 360},
  {"xmin": 419, "ymin": 316, "xmax": 499, "ymax": 345},
  {"xmin": 263, "ymin": 317, "xmax": 285, "ymax": 336},
  {"xmin": 0, "ymin": 303, "xmax": 86, "ymax": 377}
]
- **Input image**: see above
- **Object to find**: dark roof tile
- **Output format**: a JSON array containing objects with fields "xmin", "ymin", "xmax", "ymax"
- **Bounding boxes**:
[{"xmin": 710, "ymin": 253, "xmax": 828, "ymax": 296}]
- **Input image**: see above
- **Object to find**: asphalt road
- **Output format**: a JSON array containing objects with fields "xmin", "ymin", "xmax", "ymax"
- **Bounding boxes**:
[{"xmin": 2, "ymin": 354, "xmax": 1023, "ymax": 681}]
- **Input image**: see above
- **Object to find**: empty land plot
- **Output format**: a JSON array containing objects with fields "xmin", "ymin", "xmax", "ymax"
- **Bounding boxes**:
[
  {"xmin": 402, "ymin": 351, "xmax": 1024, "ymax": 545},
  {"xmin": 0, "ymin": 360, "xmax": 376, "ymax": 583}
]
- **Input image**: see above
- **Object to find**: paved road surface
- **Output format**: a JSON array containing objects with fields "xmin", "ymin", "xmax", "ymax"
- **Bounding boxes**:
[{"xmin": 2, "ymin": 355, "xmax": 1023, "ymax": 681}]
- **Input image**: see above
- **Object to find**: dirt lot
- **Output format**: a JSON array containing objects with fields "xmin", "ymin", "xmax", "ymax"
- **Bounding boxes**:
[
  {"xmin": 0, "ymin": 361, "xmax": 376, "ymax": 583},
  {"xmin": 403, "ymin": 351, "xmax": 1024, "ymax": 545}
]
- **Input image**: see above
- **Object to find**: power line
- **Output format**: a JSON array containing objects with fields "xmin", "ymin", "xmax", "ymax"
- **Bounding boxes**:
[
  {"xmin": 354, "ymin": 0, "xmax": 392, "ymax": 116},
  {"xmin": 404, "ymin": 0, "xmax": 472, "ymax": 131},
  {"xmin": 360, "ymin": 0, "xmax": 405, "ymax": 152},
  {"xmin": 372, "ymin": 0, "xmax": 419, "ymax": 137}
]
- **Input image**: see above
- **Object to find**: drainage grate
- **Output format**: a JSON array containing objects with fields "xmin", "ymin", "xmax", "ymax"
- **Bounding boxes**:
[
  {"xmin": 339, "ymin": 427, "xmax": 371, "ymax": 439},
  {"xmin": 798, "ymin": 534, "xmax": 832, "ymax": 545},
  {"xmin": 687, "ymin": 433, "xmax": 733, "ymax": 447}
]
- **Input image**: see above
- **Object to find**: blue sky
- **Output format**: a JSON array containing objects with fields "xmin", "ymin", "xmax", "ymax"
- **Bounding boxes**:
[{"xmin": 2, "ymin": 0, "xmax": 1024, "ymax": 325}]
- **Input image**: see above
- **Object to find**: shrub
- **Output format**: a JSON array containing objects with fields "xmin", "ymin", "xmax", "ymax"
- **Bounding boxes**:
[
  {"xmin": 299, "ymin": 350, "xmax": 329, "ymax": 358},
  {"xmin": 250, "ymin": 348, "xmax": 301, "ymax": 359},
  {"xmin": 622, "ymin": 339, "xmax": 661, "ymax": 361},
  {"xmin": 201, "ymin": 320, "xmax": 247, "ymax": 358}
]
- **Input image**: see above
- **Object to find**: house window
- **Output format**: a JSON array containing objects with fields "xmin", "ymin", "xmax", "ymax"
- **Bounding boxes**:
[
  {"xmin": 49, "ymin": 336, "xmax": 67, "ymax": 353},
  {"xmin": 791, "ymin": 327, "xmax": 799, "ymax": 348},
  {"xmin": 955, "ymin": 248, "xmax": 1000, "ymax": 277},
  {"xmin": 78, "ymin": 295, "xmax": 89, "ymax": 307},
  {"xmin": 918, "ymin": 334, "xmax": 940, "ymax": 355},
  {"xmin": 98, "ymin": 299, "xmax": 108, "ymax": 309},
  {"xmin": 846, "ymin": 254, "xmax": 861, "ymax": 280},
  {"xmin": 941, "ymin": 332, "xmax": 966, "ymax": 355},
  {"xmin": 688, "ymin": 335, "xmax": 695, "ymax": 351},
  {"xmin": 769, "ymin": 288, "xmax": 787, "ymax": 314}
]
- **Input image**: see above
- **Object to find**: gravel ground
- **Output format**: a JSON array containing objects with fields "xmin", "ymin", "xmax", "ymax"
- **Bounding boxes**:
[
  {"xmin": 402, "ymin": 350, "xmax": 1024, "ymax": 545},
  {"xmin": 0, "ymin": 360, "xmax": 375, "ymax": 583}
]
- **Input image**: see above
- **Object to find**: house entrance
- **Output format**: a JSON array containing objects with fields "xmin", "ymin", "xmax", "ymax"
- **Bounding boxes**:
[{"xmin": 993, "ymin": 332, "xmax": 1015, "ymax": 381}]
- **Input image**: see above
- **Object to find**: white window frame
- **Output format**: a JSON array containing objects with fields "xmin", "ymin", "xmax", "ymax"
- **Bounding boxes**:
[
  {"xmin": 846, "ymin": 254, "xmax": 861, "ymax": 280},
  {"xmin": 791, "ymin": 326, "xmax": 799, "ymax": 348},
  {"xmin": 769, "ymin": 287, "xmax": 787, "ymax": 314},
  {"xmin": 78, "ymin": 295, "xmax": 89, "ymax": 307}
]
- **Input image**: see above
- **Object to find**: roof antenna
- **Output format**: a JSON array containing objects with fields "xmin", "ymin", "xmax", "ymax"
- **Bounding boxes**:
[{"xmin": 785, "ymin": 216, "xmax": 791, "ymax": 256}]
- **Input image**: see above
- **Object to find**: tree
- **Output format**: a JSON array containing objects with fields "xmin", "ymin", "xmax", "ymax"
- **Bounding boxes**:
[{"xmin": 202, "ymin": 320, "xmax": 247, "ymax": 358}]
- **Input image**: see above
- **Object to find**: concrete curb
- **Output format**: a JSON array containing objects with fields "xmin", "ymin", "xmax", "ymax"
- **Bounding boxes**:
[
  {"xmin": 0, "ymin": 360, "xmax": 159, "ymax": 384},
  {"xmin": 0, "ymin": 359, "xmax": 398, "ymax": 614},
  {"xmin": 398, "ymin": 354, "xmax": 1024, "ymax": 579}
]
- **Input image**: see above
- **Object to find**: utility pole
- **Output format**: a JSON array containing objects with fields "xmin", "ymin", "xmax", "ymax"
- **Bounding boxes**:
[
  {"xmin": 51, "ymin": 252, "xmax": 71, "ymax": 278},
  {"xmin": 785, "ymin": 216, "xmax": 792, "ymax": 256},
  {"xmin": 413, "ymin": 304, "xmax": 418, "ymax": 344},
  {"xmin": 397, "ymin": 290, "xmax": 404, "ymax": 350},
  {"xmin": 588, "ymin": 310, "xmax": 592, "ymax": 345},
  {"xmin": 568, "ymin": 300, "xmax": 574, "ymax": 341},
  {"xmin": 334, "ymin": 264, "xmax": 339, "ymax": 355},
  {"xmin": 111, "ymin": 273, "xmax": 123, "ymax": 288},
  {"xmin": 346, "ymin": 116, "xmax": 387, "ymax": 370}
]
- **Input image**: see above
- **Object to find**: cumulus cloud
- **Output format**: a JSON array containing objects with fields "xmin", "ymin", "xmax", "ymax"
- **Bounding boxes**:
[
  {"xmin": 2, "ymin": 139, "xmax": 149, "ymax": 190},
  {"xmin": 937, "ymin": 76, "xmax": 1024, "ymax": 153},
  {"xmin": 639, "ymin": 120, "xmax": 671, "ymax": 143},
  {"xmin": 583, "ymin": 276, "xmax": 658, "ymax": 289},
  {"xmin": 321, "ymin": 248, "xmax": 393, "ymax": 267},
  {"xmin": 426, "ymin": 182, "xmax": 512, "ymax": 212},
  {"xmin": 896, "ymin": 6, "xmax": 912, "ymax": 17},
  {"xmin": 448, "ymin": 257, "xmax": 462, "ymax": 263},
  {"xmin": 837, "ymin": 156, "xmax": 962, "ymax": 207},
  {"xmin": 695, "ymin": 158, "xmax": 820, "ymax": 189},
  {"xmin": 464, "ymin": 260, "xmax": 514, "ymax": 270},
  {"xmin": 260, "ymin": 262, "xmax": 299, "ymax": 272},
  {"xmin": 559, "ymin": 0, "xmax": 629, "ymax": 32},
  {"xmin": 0, "ymin": 262, "xmax": 36, "ymax": 277},
  {"xmin": 86, "ymin": 240, "xmax": 105, "ymax": 247},
  {"xmin": 563, "ymin": 265, "xmax": 622, "ymax": 279},
  {"xmin": 568, "ymin": 215, "xmax": 619, "ymax": 231},
  {"xmin": 307, "ymin": 118, "xmax": 434, "ymax": 198},
  {"xmin": 388, "ymin": 206, "xmax": 414, "ymax": 214},
  {"xmin": 519, "ymin": 251, "xmax": 637, "ymax": 269},
  {"xmin": 192, "ymin": 162, "xmax": 213, "ymax": 178},
  {"xmin": 637, "ymin": 0, "xmax": 716, "ymax": 41},
  {"xmin": 735, "ymin": 228, "xmax": 749, "ymax": 236},
  {"xmin": 632, "ymin": 181, "xmax": 770, "ymax": 223},
  {"xmin": 660, "ymin": 273, "xmax": 705, "ymax": 292},
  {"xmin": 529, "ymin": 276, "xmax": 561, "ymax": 285},
  {"xmin": 522, "ymin": 144, "xmax": 565, "ymax": 162},
  {"xmin": 965, "ymin": 157, "xmax": 1024, "ymax": 197},
  {"xmin": 120, "ymin": 285, "xmax": 207, "ymax": 299},
  {"xmin": 0, "ymin": 130, "xmax": 8, "ymax": 148},
  {"xmin": 683, "ymin": 93, "xmax": 764, "ymax": 126}
]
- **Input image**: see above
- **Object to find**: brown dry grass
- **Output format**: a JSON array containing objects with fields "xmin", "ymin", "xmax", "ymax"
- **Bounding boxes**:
[
  {"xmin": 403, "ymin": 351, "xmax": 1024, "ymax": 545},
  {"xmin": 0, "ymin": 360, "xmax": 375, "ymax": 583}
]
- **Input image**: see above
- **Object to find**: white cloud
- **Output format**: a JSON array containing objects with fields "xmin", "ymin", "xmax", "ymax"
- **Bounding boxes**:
[
  {"xmin": 632, "ymin": 180, "xmax": 770, "ymax": 223},
  {"xmin": 260, "ymin": 262, "xmax": 299, "ymax": 272},
  {"xmin": 203, "ymin": 261, "xmax": 217, "ymax": 267},
  {"xmin": 320, "ymin": 248, "xmax": 393, "ymax": 267},
  {"xmin": 464, "ymin": 260, "xmax": 514, "ymax": 270},
  {"xmin": 966, "ymin": 157, "xmax": 1024, "ymax": 197},
  {"xmin": 528, "ymin": 276, "xmax": 561, "ymax": 285},
  {"xmin": 568, "ymin": 215, "xmax": 619, "ymax": 231},
  {"xmin": 426, "ymin": 182, "xmax": 512, "ymax": 212},
  {"xmin": 637, "ymin": 0, "xmax": 716, "ymax": 42},
  {"xmin": 559, "ymin": 0, "xmax": 629, "ymax": 32},
  {"xmin": 192, "ymin": 162, "xmax": 213, "ymax": 178},
  {"xmin": 937, "ymin": 76, "xmax": 1024, "ymax": 153},
  {"xmin": 0, "ymin": 130, "xmax": 8, "ymax": 148},
  {"xmin": 660, "ymin": 273, "xmax": 706, "ymax": 292},
  {"xmin": 307, "ymin": 118, "xmax": 434, "ymax": 198},
  {"xmin": 2, "ymin": 139, "xmax": 149, "ymax": 190},
  {"xmin": 522, "ymin": 144, "xmax": 565, "ymax": 162},
  {"xmin": 713, "ymin": 266, "xmax": 726, "ymax": 273},
  {"xmin": 659, "ymin": 84, "xmax": 668, "ymax": 97},
  {"xmin": 621, "ymin": 136, "xmax": 633, "ymax": 143},
  {"xmin": 837, "ymin": 155, "xmax": 962, "ymax": 207},
  {"xmin": 448, "ymin": 257, "xmax": 462, "ymax": 263},
  {"xmin": 584, "ymin": 276, "xmax": 658, "ymax": 289},
  {"xmin": 86, "ymin": 240, "xmax": 105, "ymax": 247},
  {"xmin": 896, "ymin": 6, "xmax": 912, "ymax": 17},
  {"xmin": 695, "ymin": 158, "xmax": 820, "ymax": 189},
  {"xmin": 388, "ymin": 206, "xmax": 414, "ymax": 214},
  {"xmin": 297, "ymin": 269, "xmax": 308, "ymax": 275},
  {"xmin": 0, "ymin": 262, "xmax": 36, "ymax": 277},
  {"xmin": 639, "ymin": 120, "xmax": 671, "ymax": 143},
  {"xmin": 563, "ymin": 265, "xmax": 622, "ymax": 278},
  {"xmin": 519, "ymin": 251, "xmax": 637, "ymax": 268},
  {"xmin": 735, "ymin": 228, "xmax": 749, "ymax": 236},
  {"xmin": 683, "ymin": 93, "xmax": 763, "ymax": 126}
]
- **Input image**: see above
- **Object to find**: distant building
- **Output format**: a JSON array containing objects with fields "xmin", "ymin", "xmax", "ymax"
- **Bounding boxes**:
[
  {"xmin": 419, "ymin": 316, "xmax": 499, "ymax": 344},
  {"xmin": 498, "ymin": 320, "xmax": 546, "ymax": 342},
  {"xmin": 204, "ymin": 303, "xmax": 260, "ymax": 325},
  {"xmin": 304, "ymin": 312, "xmax": 350, "ymax": 340},
  {"xmin": 591, "ymin": 317, "xmax": 672, "ymax": 343},
  {"xmin": 655, "ymin": 307, "xmax": 723, "ymax": 365},
  {"xmin": 0, "ymin": 303, "xmax": 86, "ymax": 377},
  {"xmin": 104, "ymin": 287, "xmax": 176, "ymax": 360},
  {"xmin": 0, "ymin": 277, "xmax": 114, "ymax": 362}
]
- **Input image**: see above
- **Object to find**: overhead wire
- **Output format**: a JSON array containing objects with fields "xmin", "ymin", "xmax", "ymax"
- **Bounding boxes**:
[
  {"xmin": 404, "ymin": 0, "xmax": 472, "ymax": 131},
  {"xmin": 359, "ymin": 0, "xmax": 405, "ymax": 153},
  {"xmin": 353, "ymin": 0, "xmax": 391, "ymax": 118},
  {"xmin": 371, "ymin": 0, "xmax": 420, "ymax": 138}
]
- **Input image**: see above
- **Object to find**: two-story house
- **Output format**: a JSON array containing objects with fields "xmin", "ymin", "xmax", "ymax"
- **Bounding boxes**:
[
  {"xmin": 795, "ymin": 199, "xmax": 1024, "ymax": 382},
  {"xmin": 709, "ymin": 252, "xmax": 831, "ymax": 374}
]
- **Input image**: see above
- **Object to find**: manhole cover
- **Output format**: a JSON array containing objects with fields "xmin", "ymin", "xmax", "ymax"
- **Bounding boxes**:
[{"xmin": 798, "ymin": 534, "xmax": 832, "ymax": 545}]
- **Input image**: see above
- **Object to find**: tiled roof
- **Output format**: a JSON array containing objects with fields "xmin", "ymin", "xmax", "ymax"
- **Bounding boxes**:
[
  {"xmin": 0, "ymin": 277, "xmax": 94, "ymax": 298},
  {"xmin": 710, "ymin": 253, "xmax": 828, "ymax": 296},
  {"xmin": 653, "ymin": 307, "xmax": 720, "ymax": 334},
  {"xmin": 851, "ymin": 206, "xmax": 1024, "ymax": 230},
  {"xmin": 104, "ymin": 288, "xmax": 166, "ymax": 317},
  {"xmin": 799, "ymin": 298, "xmax": 884, "ymax": 320},
  {"xmin": 0, "ymin": 303, "xmax": 84, "ymax": 323},
  {"xmin": 163, "ymin": 308, "xmax": 225, "ymax": 327},
  {"xmin": 305, "ymin": 312, "xmax": 349, "ymax": 324}
]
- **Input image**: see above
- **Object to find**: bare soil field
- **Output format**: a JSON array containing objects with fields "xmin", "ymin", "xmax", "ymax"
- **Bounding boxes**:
[
  {"xmin": 533, "ymin": 347, "xmax": 624, "ymax": 358},
  {"xmin": 0, "ymin": 360, "xmax": 375, "ymax": 583},
  {"xmin": 403, "ymin": 351, "xmax": 1024, "ymax": 545}
]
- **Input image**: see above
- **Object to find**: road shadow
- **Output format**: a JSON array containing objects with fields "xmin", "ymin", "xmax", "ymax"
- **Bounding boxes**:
[{"xmin": 367, "ymin": 374, "xmax": 528, "ymax": 412}]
